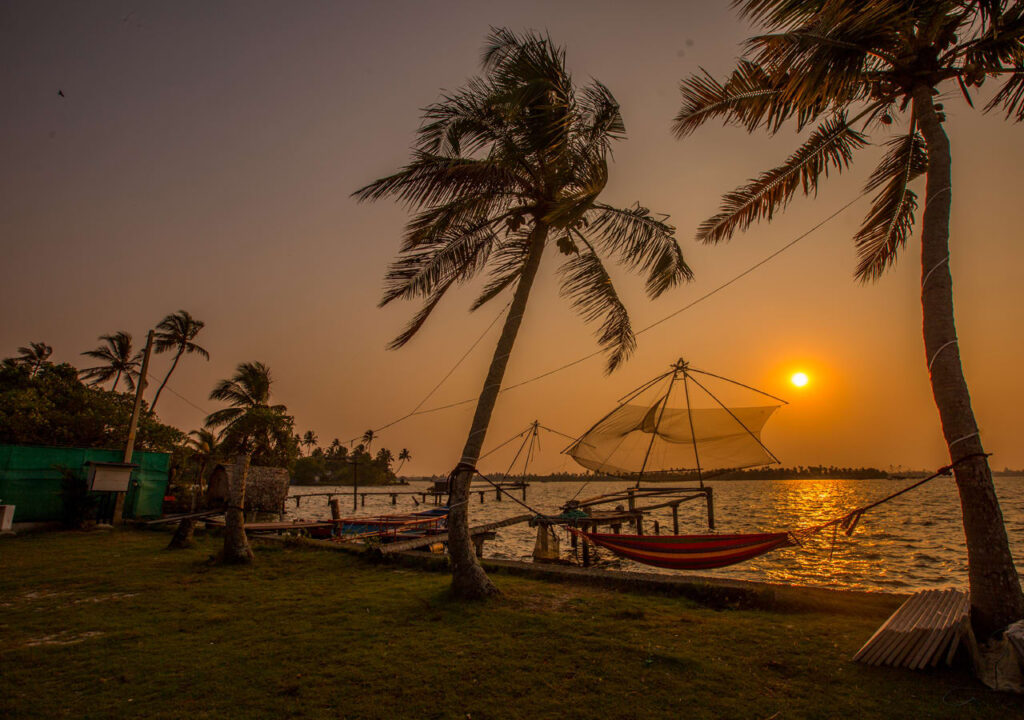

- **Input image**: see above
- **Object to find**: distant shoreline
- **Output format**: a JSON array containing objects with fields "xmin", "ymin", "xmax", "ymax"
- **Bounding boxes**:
[{"xmin": 400, "ymin": 467, "xmax": 1024, "ymax": 483}]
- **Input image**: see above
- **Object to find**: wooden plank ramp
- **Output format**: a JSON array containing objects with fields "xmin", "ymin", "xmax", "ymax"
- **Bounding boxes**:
[
  {"xmin": 853, "ymin": 589, "xmax": 970, "ymax": 669},
  {"xmin": 379, "ymin": 514, "xmax": 532, "ymax": 555}
]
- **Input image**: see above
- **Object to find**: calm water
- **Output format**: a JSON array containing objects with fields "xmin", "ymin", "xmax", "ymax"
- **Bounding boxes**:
[{"xmin": 286, "ymin": 477, "xmax": 1024, "ymax": 593}]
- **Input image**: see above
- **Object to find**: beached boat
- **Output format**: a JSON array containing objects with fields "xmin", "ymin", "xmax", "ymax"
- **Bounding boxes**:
[{"xmin": 322, "ymin": 507, "xmax": 448, "ymax": 543}]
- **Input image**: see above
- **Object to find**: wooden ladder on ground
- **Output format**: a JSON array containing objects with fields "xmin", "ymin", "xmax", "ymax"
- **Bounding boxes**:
[{"xmin": 853, "ymin": 589, "xmax": 971, "ymax": 669}]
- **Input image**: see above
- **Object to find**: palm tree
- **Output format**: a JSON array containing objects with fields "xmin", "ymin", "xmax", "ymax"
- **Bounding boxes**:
[
  {"xmin": 355, "ymin": 28, "xmax": 692, "ymax": 598},
  {"xmin": 5, "ymin": 342, "xmax": 53, "ymax": 376},
  {"xmin": 361, "ymin": 429, "xmax": 376, "ymax": 452},
  {"xmin": 187, "ymin": 428, "xmax": 219, "ymax": 507},
  {"xmin": 673, "ymin": 0, "xmax": 1024, "ymax": 636},
  {"xmin": 169, "ymin": 428, "xmax": 220, "ymax": 549},
  {"xmin": 151, "ymin": 310, "xmax": 209, "ymax": 412},
  {"xmin": 302, "ymin": 430, "xmax": 319, "ymax": 456},
  {"xmin": 396, "ymin": 448, "xmax": 412, "ymax": 474},
  {"xmin": 80, "ymin": 332, "xmax": 141, "ymax": 392},
  {"xmin": 205, "ymin": 362, "xmax": 295, "ymax": 467}
]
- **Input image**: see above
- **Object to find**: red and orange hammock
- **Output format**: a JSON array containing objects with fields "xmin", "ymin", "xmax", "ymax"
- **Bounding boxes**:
[
  {"xmin": 569, "ymin": 529, "xmax": 795, "ymax": 570},
  {"xmin": 566, "ymin": 455, "xmax": 984, "ymax": 571}
]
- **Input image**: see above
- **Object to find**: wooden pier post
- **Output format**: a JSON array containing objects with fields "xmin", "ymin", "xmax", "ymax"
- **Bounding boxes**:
[
  {"xmin": 479, "ymin": 491, "xmax": 485, "ymax": 504},
  {"xmin": 672, "ymin": 502, "xmax": 680, "ymax": 535},
  {"xmin": 391, "ymin": 494, "xmax": 397, "ymax": 505},
  {"xmin": 496, "ymin": 488, "xmax": 502, "ymax": 501},
  {"xmin": 329, "ymin": 497, "xmax": 341, "ymax": 522},
  {"xmin": 521, "ymin": 484, "xmax": 527, "ymax": 501},
  {"xmin": 705, "ymin": 487, "xmax": 715, "ymax": 531},
  {"xmin": 360, "ymin": 493, "xmax": 366, "ymax": 508},
  {"xmin": 654, "ymin": 520, "xmax": 660, "ymax": 535}
]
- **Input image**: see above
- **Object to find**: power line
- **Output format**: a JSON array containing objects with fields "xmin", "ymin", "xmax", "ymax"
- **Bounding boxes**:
[{"xmin": 404, "ymin": 194, "xmax": 866, "ymax": 420}]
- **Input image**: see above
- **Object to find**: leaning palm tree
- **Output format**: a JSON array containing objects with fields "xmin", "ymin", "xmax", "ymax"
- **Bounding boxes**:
[
  {"xmin": 7, "ymin": 342, "xmax": 53, "ymax": 376},
  {"xmin": 151, "ymin": 310, "xmax": 209, "ymax": 411},
  {"xmin": 673, "ymin": 0, "xmax": 1024, "ymax": 636},
  {"xmin": 80, "ymin": 332, "xmax": 141, "ymax": 392},
  {"xmin": 396, "ymin": 448, "xmax": 412, "ymax": 474},
  {"xmin": 355, "ymin": 28, "xmax": 692, "ymax": 599}
]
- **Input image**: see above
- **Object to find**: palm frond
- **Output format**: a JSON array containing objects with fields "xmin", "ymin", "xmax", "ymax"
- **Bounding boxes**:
[
  {"xmin": 353, "ymin": 154, "xmax": 525, "ymax": 209},
  {"xmin": 697, "ymin": 113, "xmax": 867, "ymax": 244},
  {"xmin": 674, "ymin": 60, "xmax": 791, "ymax": 137},
  {"xmin": 387, "ymin": 273, "xmax": 460, "ymax": 350},
  {"xmin": 557, "ymin": 250, "xmax": 635, "ymax": 373},
  {"xmin": 854, "ymin": 131, "xmax": 928, "ymax": 281},
  {"xmin": 585, "ymin": 204, "xmax": 692, "ymax": 297},
  {"xmin": 380, "ymin": 218, "xmax": 497, "ymax": 306},
  {"xmin": 986, "ymin": 69, "xmax": 1024, "ymax": 119},
  {"xmin": 470, "ymin": 233, "xmax": 532, "ymax": 310}
]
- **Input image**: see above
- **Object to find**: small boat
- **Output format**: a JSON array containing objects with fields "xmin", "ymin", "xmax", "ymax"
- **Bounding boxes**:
[{"xmin": 325, "ymin": 507, "xmax": 448, "ymax": 543}]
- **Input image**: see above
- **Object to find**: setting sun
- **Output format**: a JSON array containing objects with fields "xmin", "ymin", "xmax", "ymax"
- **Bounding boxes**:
[{"xmin": 791, "ymin": 372, "xmax": 809, "ymax": 388}]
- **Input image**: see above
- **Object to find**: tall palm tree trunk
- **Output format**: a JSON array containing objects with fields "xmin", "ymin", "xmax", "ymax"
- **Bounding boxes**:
[
  {"xmin": 914, "ymin": 86, "xmax": 1024, "ymax": 638},
  {"xmin": 111, "ymin": 370, "xmax": 121, "ymax": 392},
  {"xmin": 448, "ymin": 224, "xmax": 548, "ymax": 599},
  {"xmin": 151, "ymin": 351, "xmax": 182, "ymax": 411}
]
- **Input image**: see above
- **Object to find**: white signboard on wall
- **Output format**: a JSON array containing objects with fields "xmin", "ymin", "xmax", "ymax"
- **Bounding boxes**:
[{"xmin": 87, "ymin": 463, "xmax": 135, "ymax": 492}]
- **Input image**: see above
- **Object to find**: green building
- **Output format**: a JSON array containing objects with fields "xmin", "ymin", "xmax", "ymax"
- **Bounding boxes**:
[{"xmin": 0, "ymin": 444, "xmax": 171, "ymax": 523}]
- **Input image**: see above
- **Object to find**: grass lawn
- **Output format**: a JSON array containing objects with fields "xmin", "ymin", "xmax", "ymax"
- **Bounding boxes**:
[{"xmin": 0, "ymin": 530, "xmax": 1018, "ymax": 720}]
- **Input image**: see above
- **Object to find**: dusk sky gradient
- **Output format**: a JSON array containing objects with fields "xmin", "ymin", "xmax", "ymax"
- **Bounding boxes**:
[{"xmin": 3, "ymin": 1, "xmax": 1023, "ymax": 475}]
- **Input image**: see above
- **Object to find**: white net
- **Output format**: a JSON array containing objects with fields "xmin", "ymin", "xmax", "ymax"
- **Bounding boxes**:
[{"xmin": 565, "ymin": 366, "xmax": 782, "ymax": 476}]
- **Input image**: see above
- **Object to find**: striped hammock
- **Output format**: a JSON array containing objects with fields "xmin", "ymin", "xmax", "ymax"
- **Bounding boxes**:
[{"xmin": 573, "ymin": 530, "xmax": 794, "ymax": 570}]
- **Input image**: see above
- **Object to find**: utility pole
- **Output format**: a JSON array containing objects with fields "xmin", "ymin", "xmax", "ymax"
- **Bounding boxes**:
[{"xmin": 114, "ymin": 329, "xmax": 154, "ymax": 525}]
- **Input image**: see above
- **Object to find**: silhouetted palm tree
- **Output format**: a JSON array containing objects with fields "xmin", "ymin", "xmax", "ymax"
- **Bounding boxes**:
[
  {"xmin": 5, "ymin": 342, "xmax": 53, "ymax": 376},
  {"xmin": 355, "ymin": 28, "xmax": 692, "ymax": 598},
  {"xmin": 302, "ymin": 430, "xmax": 319, "ymax": 456},
  {"xmin": 396, "ymin": 448, "xmax": 412, "ymax": 473},
  {"xmin": 205, "ymin": 362, "xmax": 294, "ymax": 466},
  {"xmin": 361, "ymin": 429, "xmax": 376, "ymax": 451},
  {"xmin": 674, "ymin": 0, "xmax": 1024, "ymax": 635},
  {"xmin": 80, "ymin": 332, "xmax": 141, "ymax": 392},
  {"xmin": 151, "ymin": 310, "xmax": 209, "ymax": 411},
  {"xmin": 186, "ymin": 428, "xmax": 219, "ymax": 511}
]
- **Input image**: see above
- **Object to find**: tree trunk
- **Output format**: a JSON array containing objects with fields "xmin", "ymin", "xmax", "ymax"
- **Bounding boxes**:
[
  {"xmin": 219, "ymin": 454, "xmax": 254, "ymax": 565},
  {"xmin": 168, "ymin": 518, "xmax": 196, "ymax": 549},
  {"xmin": 111, "ymin": 370, "xmax": 121, "ymax": 392},
  {"xmin": 913, "ymin": 85, "xmax": 1024, "ymax": 638},
  {"xmin": 447, "ymin": 223, "xmax": 549, "ymax": 600},
  {"xmin": 150, "ymin": 350, "xmax": 182, "ymax": 412}
]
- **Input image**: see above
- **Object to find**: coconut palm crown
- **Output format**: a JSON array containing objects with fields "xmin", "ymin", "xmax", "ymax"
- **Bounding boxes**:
[
  {"xmin": 80, "ymin": 332, "xmax": 141, "ymax": 392},
  {"xmin": 151, "ymin": 310, "xmax": 209, "ymax": 411},
  {"xmin": 355, "ymin": 27, "xmax": 692, "ymax": 374},
  {"xmin": 355, "ymin": 28, "xmax": 693, "ymax": 599},
  {"xmin": 204, "ymin": 362, "xmax": 296, "ymax": 467},
  {"xmin": 6, "ymin": 342, "xmax": 53, "ymax": 376},
  {"xmin": 674, "ymin": 0, "xmax": 1024, "ymax": 635}
]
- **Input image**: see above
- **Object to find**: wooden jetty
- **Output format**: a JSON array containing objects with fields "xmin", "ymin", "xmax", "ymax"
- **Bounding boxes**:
[{"xmin": 289, "ymin": 480, "xmax": 529, "ymax": 508}]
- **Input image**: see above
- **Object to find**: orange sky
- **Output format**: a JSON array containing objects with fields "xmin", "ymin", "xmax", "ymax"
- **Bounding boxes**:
[{"xmin": 3, "ymin": 2, "xmax": 1023, "ymax": 475}]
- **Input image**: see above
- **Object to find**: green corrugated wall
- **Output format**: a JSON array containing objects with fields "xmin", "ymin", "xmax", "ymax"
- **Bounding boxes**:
[{"xmin": 0, "ymin": 445, "xmax": 171, "ymax": 522}]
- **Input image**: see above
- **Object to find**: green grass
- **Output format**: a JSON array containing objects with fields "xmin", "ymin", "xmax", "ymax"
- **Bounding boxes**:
[{"xmin": 0, "ymin": 531, "xmax": 1017, "ymax": 720}]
